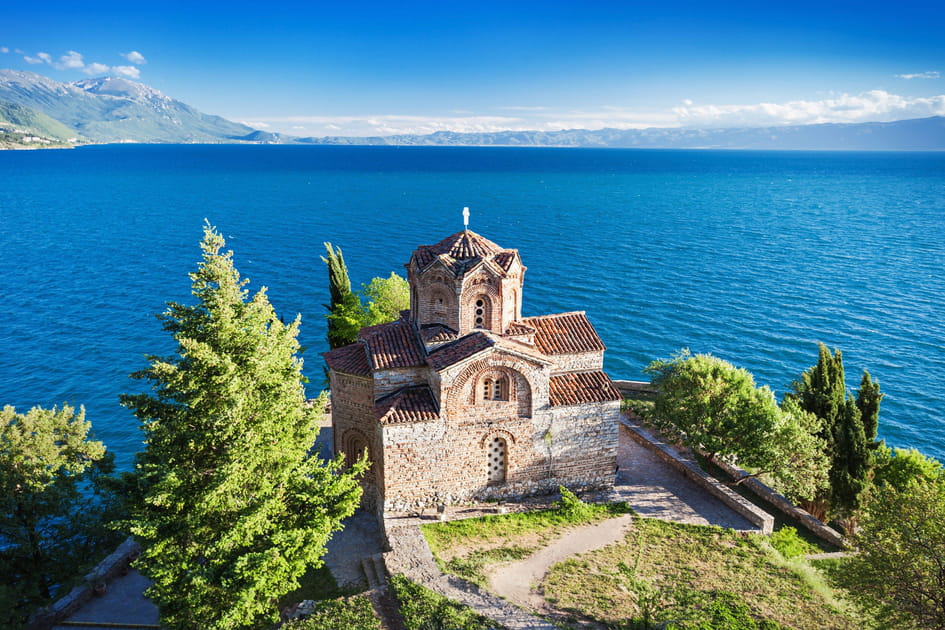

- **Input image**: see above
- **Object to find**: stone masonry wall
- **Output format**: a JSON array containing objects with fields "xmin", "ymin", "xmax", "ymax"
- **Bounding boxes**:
[
  {"xmin": 380, "ymin": 397, "xmax": 618, "ymax": 512},
  {"xmin": 374, "ymin": 366, "xmax": 431, "ymax": 399},
  {"xmin": 550, "ymin": 351, "xmax": 604, "ymax": 373},
  {"xmin": 330, "ymin": 371, "xmax": 382, "ymax": 507}
]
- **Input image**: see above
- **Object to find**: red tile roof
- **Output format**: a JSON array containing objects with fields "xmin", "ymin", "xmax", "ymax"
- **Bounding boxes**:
[
  {"xmin": 427, "ymin": 332, "xmax": 495, "ymax": 370},
  {"xmin": 375, "ymin": 386, "xmax": 440, "ymax": 424},
  {"xmin": 505, "ymin": 321, "xmax": 536, "ymax": 336},
  {"xmin": 360, "ymin": 319, "xmax": 426, "ymax": 370},
  {"xmin": 419, "ymin": 323, "xmax": 459, "ymax": 344},
  {"xmin": 323, "ymin": 343, "xmax": 371, "ymax": 377},
  {"xmin": 549, "ymin": 371, "xmax": 621, "ymax": 406},
  {"xmin": 524, "ymin": 312, "xmax": 606, "ymax": 355},
  {"xmin": 410, "ymin": 230, "xmax": 522, "ymax": 279}
]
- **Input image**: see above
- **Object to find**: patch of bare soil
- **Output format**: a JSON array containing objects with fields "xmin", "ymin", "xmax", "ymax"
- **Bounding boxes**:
[{"xmin": 486, "ymin": 514, "xmax": 635, "ymax": 613}]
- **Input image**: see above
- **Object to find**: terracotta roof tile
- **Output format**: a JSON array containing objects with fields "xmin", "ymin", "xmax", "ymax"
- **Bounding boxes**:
[
  {"xmin": 376, "ymin": 386, "xmax": 440, "ymax": 424},
  {"xmin": 427, "ymin": 332, "xmax": 495, "ymax": 371},
  {"xmin": 428, "ymin": 230, "xmax": 504, "ymax": 259},
  {"xmin": 360, "ymin": 319, "xmax": 426, "ymax": 370},
  {"xmin": 505, "ymin": 321, "xmax": 536, "ymax": 336},
  {"xmin": 420, "ymin": 323, "xmax": 459, "ymax": 344},
  {"xmin": 549, "ymin": 371, "xmax": 621, "ymax": 406},
  {"xmin": 410, "ymin": 230, "xmax": 522, "ymax": 279},
  {"xmin": 524, "ymin": 312, "xmax": 606, "ymax": 355},
  {"xmin": 493, "ymin": 251, "xmax": 516, "ymax": 271},
  {"xmin": 323, "ymin": 343, "xmax": 371, "ymax": 377}
]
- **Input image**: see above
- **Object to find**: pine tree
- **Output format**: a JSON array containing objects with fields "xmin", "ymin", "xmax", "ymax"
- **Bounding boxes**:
[{"xmin": 122, "ymin": 224, "xmax": 364, "ymax": 630}]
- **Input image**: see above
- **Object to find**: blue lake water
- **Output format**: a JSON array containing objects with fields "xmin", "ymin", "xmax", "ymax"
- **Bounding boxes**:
[{"xmin": 1, "ymin": 145, "xmax": 943, "ymax": 469}]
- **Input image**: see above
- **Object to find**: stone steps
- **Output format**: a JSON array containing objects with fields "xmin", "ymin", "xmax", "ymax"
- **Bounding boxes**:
[{"xmin": 361, "ymin": 553, "xmax": 388, "ymax": 591}]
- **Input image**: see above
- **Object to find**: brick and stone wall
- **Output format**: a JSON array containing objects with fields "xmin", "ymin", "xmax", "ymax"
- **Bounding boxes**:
[
  {"xmin": 550, "ymin": 351, "xmax": 604, "ymax": 373},
  {"xmin": 374, "ymin": 366, "xmax": 431, "ymax": 399},
  {"xmin": 330, "ymin": 371, "xmax": 382, "ymax": 508}
]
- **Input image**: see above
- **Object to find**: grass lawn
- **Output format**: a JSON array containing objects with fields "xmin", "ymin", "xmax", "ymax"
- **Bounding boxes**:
[
  {"xmin": 421, "ymin": 490, "xmax": 632, "ymax": 585},
  {"xmin": 542, "ymin": 517, "xmax": 868, "ymax": 629}
]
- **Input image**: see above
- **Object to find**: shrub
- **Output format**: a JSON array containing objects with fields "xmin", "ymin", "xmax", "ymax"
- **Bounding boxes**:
[
  {"xmin": 769, "ymin": 527, "xmax": 812, "ymax": 559},
  {"xmin": 283, "ymin": 596, "xmax": 380, "ymax": 630}
]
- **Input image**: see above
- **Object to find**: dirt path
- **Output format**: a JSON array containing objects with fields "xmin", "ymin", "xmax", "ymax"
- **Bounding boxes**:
[{"xmin": 487, "ymin": 513, "xmax": 634, "ymax": 612}]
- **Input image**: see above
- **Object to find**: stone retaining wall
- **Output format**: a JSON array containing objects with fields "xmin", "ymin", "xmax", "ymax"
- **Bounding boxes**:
[
  {"xmin": 613, "ymin": 378, "xmax": 843, "ymax": 546},
  {"xmin": 620, "ymin": 418, "xmax": 774, "ymax": 534},
  {"xmin": 711, "ymin": 458, "xmax": 846, "ymax": 548},
  {"xmin": 26, "ymin": 536, "xmax": 141, "ymax": 630}
]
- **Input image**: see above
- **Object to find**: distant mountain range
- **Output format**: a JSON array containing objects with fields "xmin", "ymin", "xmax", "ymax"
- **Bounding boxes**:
[
  {"xmin": 0, "ymin": 70, "xmax": 257, "ymax": 144},
  {"xmin": 2, "ymin": 69, "xmax": 944, "ymax": 150},
  {"xmin": 301, "ymin": 117, "xmax": 945, "ymax": 151}
]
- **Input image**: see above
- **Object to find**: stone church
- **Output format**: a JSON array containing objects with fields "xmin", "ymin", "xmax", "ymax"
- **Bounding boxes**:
[{"xmin": 323, "ymin": 226, "xmax": 621, "ymax": 514}]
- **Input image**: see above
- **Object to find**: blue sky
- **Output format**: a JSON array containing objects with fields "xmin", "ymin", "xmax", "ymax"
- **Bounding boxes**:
[{"xmin": 2, "ymin": 0, "xmax": 944, "ymax": 136}]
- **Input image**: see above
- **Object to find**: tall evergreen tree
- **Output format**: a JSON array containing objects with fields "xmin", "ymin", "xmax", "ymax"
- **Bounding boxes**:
[
  {"xmin": 122, "ymin": 224, "xmax": 364, "ymax": 630},
  {"xmin": 787, "ymin": 343, "xmax": 873, "ymax": 522},
  {"xmin": 321, "ymin": 242, "xmax": 361, "ymax": 349},
  {"xmin": 856, "ymin": 369, "xmax": 883, "ymax": 443}
]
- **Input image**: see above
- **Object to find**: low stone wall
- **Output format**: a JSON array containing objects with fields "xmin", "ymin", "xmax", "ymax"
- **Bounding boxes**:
[
  {"xmin": 711, "ymin": 458, "xmax": 846, "ymax": 548},
  {"xmin": 612, "ymin": 379, "xmax": 658, "ymax": 396},
  {"xmin": 26, "ymin": 537, "xmax": 141, "ymax": 630},
  {"xmin": 620, "ymin": 418, "xmax": 774, "ymax": 534}
]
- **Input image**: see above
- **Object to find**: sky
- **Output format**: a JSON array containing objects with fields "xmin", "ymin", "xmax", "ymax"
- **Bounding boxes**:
[{"xmin": 2, "ymin": 0, "xmax": 944, "ymax": 136}]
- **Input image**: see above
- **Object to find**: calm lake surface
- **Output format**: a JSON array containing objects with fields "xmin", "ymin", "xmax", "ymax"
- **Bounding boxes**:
[{"xmin": 1, "ymin": 145, "xmax": 943, "ymax": 469}]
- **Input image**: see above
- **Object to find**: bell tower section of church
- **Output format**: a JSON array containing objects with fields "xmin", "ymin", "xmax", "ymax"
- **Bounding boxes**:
[{"xmin": 407, "ymin": 229, "xmax": 525, "ymax": 336}]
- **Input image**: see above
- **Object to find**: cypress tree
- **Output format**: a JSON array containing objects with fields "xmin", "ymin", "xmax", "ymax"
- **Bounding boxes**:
[
  {"xmin": 856, "ymin": 369, "xmax": 883, "ymax": 443},
  {"xmin": 321, "ymin": 242, "xmax": 361, "ymax": 349},
  {"xmin": 788, "ymin": 343, "xmax": 873, "ymax": 521}
]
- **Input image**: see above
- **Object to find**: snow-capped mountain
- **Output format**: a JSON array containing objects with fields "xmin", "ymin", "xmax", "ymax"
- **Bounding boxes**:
[{"xmin": 0, "ymin": 70, "xmax": 260, "ymax": 143}]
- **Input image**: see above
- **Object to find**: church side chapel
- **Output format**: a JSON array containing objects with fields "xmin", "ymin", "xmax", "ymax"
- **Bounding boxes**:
[{"xmin": 324, "ymin": 212, "xmax": 621, "ymax": 514}]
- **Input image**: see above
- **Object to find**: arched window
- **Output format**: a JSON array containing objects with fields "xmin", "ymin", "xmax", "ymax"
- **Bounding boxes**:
[
  {"xmin": 480, "ymin": 376, "xmax": 509, "ymax": 402},
  {"xmin": 487, "ymin": 436, "xmax": 507, "ymax": 483}
]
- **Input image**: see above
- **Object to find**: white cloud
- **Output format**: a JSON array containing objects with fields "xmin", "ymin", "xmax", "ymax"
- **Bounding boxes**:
[
  {"xmin": 38, "ymin": 52, "xmax": 52, "ymax": 63},
  {"xmin": 113, "ymin": 65, "xmax": 141, "ymax": 79},
  {"xmin": 122, "ymin": 51, "xmax": 146, "ymax": 65},
  {"xmin": 24, "ymin": 55, "xmax": 45, "ymax": 64},
  {"xmin": 57, "ymin": 50, "xmax": 85, "ymax": 70},
  {"xmin": 896, "ymin": 71, "xmax": 940, "ymax": 80},
  {"xmin": 0, "ymin": 47, "xmax": 9, "ymax": 54},
  {"xmin": 497, "ymin": 106, "xmax": 548, "ymax": 111},
  {"xmin": 84, "ymin": 62, "xmax": 110, "ymax": 75},
  {"xmin": 671, "ymin": 90, "xmax": 945, "ymax": 128}
]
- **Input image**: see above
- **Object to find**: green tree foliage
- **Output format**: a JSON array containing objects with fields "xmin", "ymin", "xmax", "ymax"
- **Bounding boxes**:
[
  {"xmin": 843, "ymin": 478, "xmax": 945, "ymax": 629},
  {"xmin": 322, "ymin": 242, "xmax": 360, "ymax": 349},
  {"xmin": 361, "ymin": 272, "xmax": 410, "ymax": 327},
  {"xmin": 322, "ymin": 242, "xmax": 410, "ymax": 349},
  {"xmin": 786, "ymin": 344, "xmax": 879, "ymax": 521},
  {"xmin": 855, "ymin": 370, "xmax": 883, "ymax": 443},
  {"xmin": 645, "ymin": 351, "xmax": 828, "ymax": 500},
  {"xmin": 873, "ymin": 446, "xmax": 943, "ymax": 491},
  {"xmin": 283, "ymin": 597, "xmax": 380, "ymax": 630},
  {"xmin": 0, "ymin": 404, "xmax": 114, "ymax": 627},
  {"xmin": 122, "ymin": 224, "xmax": 365, "ymax": 630}
]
